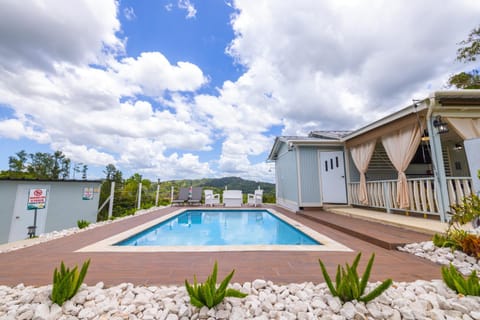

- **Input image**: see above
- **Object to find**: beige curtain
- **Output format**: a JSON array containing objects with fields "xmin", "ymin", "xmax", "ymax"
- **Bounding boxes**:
[
  {"xmin": 381, "ymin": 123, "xmax": 422, "ymax": 209},
  {"xmin": 350, "ymin": 141, "xmax": 376, "ymax": 205},
  {"xmin": 445, "ymin": 118, "xmax": 480, "ymax": 140}
]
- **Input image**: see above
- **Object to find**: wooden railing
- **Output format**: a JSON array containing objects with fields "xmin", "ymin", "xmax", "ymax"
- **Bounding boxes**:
[
  {"xmin": 348, "ymin": 177, "xmax": 473, "ymax": 216},
  {"xmin": 446, "ymin": 177, "xmax": 473, "ymax": 206}
]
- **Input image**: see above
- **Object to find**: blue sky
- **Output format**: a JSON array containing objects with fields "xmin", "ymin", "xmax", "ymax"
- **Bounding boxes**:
[{"xmin": 0, "ymin": 0, "xmax": 479, "ymax": 182}]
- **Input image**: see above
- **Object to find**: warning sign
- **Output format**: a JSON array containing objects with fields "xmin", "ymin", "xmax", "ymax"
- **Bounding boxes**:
[
  {"xmin": 27, "ymin": 188, "xmax": 48, "ymax": 210},
  {"xmin": 82, "ymin": 187, "xmax": 94, "ymax": 200}
]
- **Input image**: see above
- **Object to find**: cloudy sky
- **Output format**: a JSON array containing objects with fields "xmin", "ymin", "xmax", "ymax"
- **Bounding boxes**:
[{"xmin": 0, "ymin": 0, "xmax": 479, "ymax": 182}]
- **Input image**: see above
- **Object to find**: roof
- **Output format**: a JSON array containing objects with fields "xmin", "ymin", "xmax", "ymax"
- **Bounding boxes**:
[
  {"xmin": 309, "ymin": 130, "xmax": 352, "ymax": 140},
  {"xmin": 267, "ymin": 90, "xmax": 480, "ymax": 161},
  {"xmin": 267, "ymin": 133, "xmax": 346, "ymax": 160},
  {"xmin": 343, "ymin": 90, "xmax": 480, "ymax": 141}
]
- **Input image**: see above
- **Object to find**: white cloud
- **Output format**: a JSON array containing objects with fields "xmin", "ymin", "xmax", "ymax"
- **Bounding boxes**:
[
  {"xmin": 178, "ymin": 0, "xmax": 197, "ymax": 19},
  {"xmin": 0, "ymin": 0, "xmax": 123, "ymax": 71},
  {"xmin": 113, "ymin": 52, "xmax": 207, "ymax": 96},
  {"xmin": 123, "ymin": 7, "xmax": 136, "ymax": 21},
  {"xmin": 1, "ymin": 0, "xmax": 480, "ymax": 184},
  {"xmin": 0, "ymin": 119, "xmax": 26, "ymax": 139},
  {"xmin": 227, "ymin": 0, "xmax": 480, "ymax": 132}
]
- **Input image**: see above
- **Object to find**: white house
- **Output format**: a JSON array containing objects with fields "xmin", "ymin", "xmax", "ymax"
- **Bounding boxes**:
[{"xmin": 268, "ymin": 90, "xmax": 480, "ymax": 222}]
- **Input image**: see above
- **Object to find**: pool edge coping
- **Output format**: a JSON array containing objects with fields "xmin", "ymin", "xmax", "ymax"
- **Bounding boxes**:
[{"xmin": 76, "ymin": 208, "xmax": 353, "ymax": 252}]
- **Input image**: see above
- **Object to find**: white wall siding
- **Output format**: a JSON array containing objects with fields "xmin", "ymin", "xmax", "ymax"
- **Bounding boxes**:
[
  {"xmin": 275, "ymin": 143, "xmax": 299, "ymax": 205},
  {"xmin": 298, "ymin": 147, "xmax": 321, "ymax": 205},
  {"xmin": 0, "ymin": 180, "xmax": 101, "ymax": 244}
]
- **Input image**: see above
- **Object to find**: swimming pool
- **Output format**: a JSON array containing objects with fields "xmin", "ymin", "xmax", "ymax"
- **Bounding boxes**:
[
  {"xmin": 77, "ymin": 208, "xmax": 352, "ymax": 252},
  {"xmin": 116, "ymin": 210, "xmax": 319, "ymax": 246}
]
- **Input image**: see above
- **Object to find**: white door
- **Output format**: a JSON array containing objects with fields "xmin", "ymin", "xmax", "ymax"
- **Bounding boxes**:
[
  {"xmin": 320, "ymin": 151, "xmax": 347, "ymax": 203},
  {"xmin": 9, "ymin": 184, "xmax": 50, "ymax": 242}
]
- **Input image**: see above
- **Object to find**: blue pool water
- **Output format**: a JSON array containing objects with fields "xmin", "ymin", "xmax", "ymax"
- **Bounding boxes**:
[{"xmin": 116, "ymin": 210, "xmax": 320, "ymax": 246}]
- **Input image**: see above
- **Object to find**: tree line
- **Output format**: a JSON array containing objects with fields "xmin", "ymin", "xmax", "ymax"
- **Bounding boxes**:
[
  {"xmin": 448, "ymin": 25, "xmax": 480, "ymax": 89},
  {"xmin": 0, "ymin": 150, "xmax": 87, "ymax": 180}
]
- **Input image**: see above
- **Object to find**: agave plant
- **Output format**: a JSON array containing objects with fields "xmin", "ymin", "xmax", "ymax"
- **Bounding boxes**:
[
  {"xmin": 319, "ymin": 252, "xmax": 392, "ymax": 303},
  {"xmin": 442, "ymin": 263, "xmax": 480, "ymax": 296},
  {"xmin": 185, "ymin": 261, "xmax": 247, "ymax": 308},
  {"xmin": 51, "ymin": 259, "xmax": 91, "ymax": 306}
]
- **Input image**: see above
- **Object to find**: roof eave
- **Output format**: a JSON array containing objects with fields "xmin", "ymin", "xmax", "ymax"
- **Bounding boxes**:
[{"xmin": 342, "ymin": 101, "xmax": 428, "ymax": 141}]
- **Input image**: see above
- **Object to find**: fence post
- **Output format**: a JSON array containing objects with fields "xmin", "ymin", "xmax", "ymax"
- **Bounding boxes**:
[
  {"xmin": 108, "ymin": 181, "xmax": 115, "ymax": 219},
  {"xmin": 155, "ymin": 179, "xmax": 161, "ymax": 206},
  {"xmin": 137, "ymin": 182, "xmax": 142, "ymax": 210}
]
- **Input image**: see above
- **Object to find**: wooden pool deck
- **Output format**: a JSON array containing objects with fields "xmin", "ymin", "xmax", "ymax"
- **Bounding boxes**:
[{"xmin": 0, "ymin": 205, "xmax": 439, "ymax": 287}]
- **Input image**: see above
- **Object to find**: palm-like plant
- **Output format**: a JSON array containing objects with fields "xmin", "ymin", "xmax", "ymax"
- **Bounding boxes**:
[
  {"xmin": 185, "ymin": 261, "xmax": 247, "ymax": 308},
  {"xmin": 319, "ymin": 253, "xmax": 392, "ymax": 303}
]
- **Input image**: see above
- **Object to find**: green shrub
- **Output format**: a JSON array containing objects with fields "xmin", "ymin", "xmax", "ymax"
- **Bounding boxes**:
[
  {"xmin": 433, "ymin": 228, "xmax": 469, "ymax": 251},
  {"xmin": 51, "ymin": 259, "xmax": 91, "ymax": 306},
  {"xmin": 450, "ymin": 194, "xmax": 480, "ymax": 226},
  {"xmin": 319, "ymin": 253, "xmax": 392, "ymax": 303},
  {"xmin": 432, "ymin": 233, "xmax": 448, "ymax": 247},
  {"xmin": 77, "ymin": 219, "xmax": 90, "ymax": 229},
  {"xmin": 185, "ymin": 261, "xmax": 247, "ymax": 308},
  {"xmin": 442, "ymin": 263, "xmax": 480, "ymax": 296}
]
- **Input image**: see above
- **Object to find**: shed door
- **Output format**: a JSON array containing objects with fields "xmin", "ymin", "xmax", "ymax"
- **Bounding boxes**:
[
  {"xmin": 320, "ymin": 151, "xmax": 347, "ymax": 203},
  {"xmin": 9, "ymin": 184, "xmax": 50, "ymax": 242}
]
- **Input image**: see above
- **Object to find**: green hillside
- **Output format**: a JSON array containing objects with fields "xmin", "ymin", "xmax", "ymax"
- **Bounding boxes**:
[
  {"xmin": 98, "ymin": 176, "xmax": 276, "ymax": 221},
  {"xmin": 163, "ymin": 176, "xmax": 275, "ymax": 203}
]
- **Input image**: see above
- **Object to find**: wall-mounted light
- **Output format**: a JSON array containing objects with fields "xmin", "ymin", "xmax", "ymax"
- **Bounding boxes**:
[
  {"xmin": 421, "ymin": 129, "xmax": 430, "ymax": 142},
  {"xmin": 453, "ymin": 143, "xmax": 463, "ymax": 151},
  {"xmin": 433, "ymin": 116, "xmax": 449, "ymax": 134}
]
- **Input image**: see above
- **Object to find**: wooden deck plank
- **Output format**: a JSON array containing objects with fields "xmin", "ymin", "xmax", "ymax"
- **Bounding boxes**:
[{"xmin": 0, "ymin": 206, "xmax": 441, "ymax": 287}]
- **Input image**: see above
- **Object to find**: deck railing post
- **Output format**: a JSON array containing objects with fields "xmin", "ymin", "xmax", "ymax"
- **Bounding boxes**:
[{"xmin": 383, "ymin": 181, "xmax": 392, "ymax": 213}]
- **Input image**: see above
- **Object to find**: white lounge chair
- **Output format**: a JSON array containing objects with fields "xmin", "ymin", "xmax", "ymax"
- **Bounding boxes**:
[
  {"xmin": 204, "ymin": 189, "xmax": 220, "ymax": 207},
  {"xmin": 223, "ymin": 190, "xmax": 243, "ymax": 207},
  {"xmin": 247, "ymin": 189, "xmax": 263, "ymax": 207}
]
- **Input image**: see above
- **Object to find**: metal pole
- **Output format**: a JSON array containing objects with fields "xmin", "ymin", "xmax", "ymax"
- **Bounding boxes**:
[
  {"xmin": 170, "ymin": 186, "xmax": 174, "ymax": 205},
  {"xmin": 137, "ymin": 182, "xmax": 142, "ymax": 209},
  {"xmin": 108, "ymin": 181, "xmax": 115, "ymax": 219},
  {"xmin": 33, "ymin": 208, "xmax": 37, "ymax": 237},
  {"xmin": 155, "ymin": 179, "xmax": 160, "ymax": 207}
]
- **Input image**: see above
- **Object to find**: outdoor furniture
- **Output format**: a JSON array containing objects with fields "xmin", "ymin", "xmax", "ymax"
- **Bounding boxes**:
[
  {"xmin": 187, "ymin": 187, "xmax": 203, "ymax": 206},
  {"xmin": 247, "ymin": 189, "xmax": 263, "ymax": 207},
  {"xmin": 172, "ymin": 187, "xmax": 189, "ymax": 206},
  {"xmin": 223, "ymin": 190, "xmax": 243, "ymax": 207},
  {"xmin": 204, "ymin": 189, "xmax": 220, "ymax": 207}
]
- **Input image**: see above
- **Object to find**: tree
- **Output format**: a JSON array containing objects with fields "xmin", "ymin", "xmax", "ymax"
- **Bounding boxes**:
[
  {"xmin": 2, "ymin": 150, "xmax": 73, "ymax": 179},
  {"xmin": 104, "ymin": 164, "xmax": 117, "ymax": 180},
  {"xmin": 448, "ymin": 25, "xmax": 480, "ymax": 89},
  {"xmin": 456, "ymin": 26, "xmax": 480, "ymax": 62},
  {"xmin": 81, "ymin": 164, "xmax": 88, "ymax": 180},
  {"xmin": 8, "ymin": 150, "xmax": 28, "ymax": 172},
  {"xmin": 97, "ymin": 164, "xmax": 125, "ymax": 221}
]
